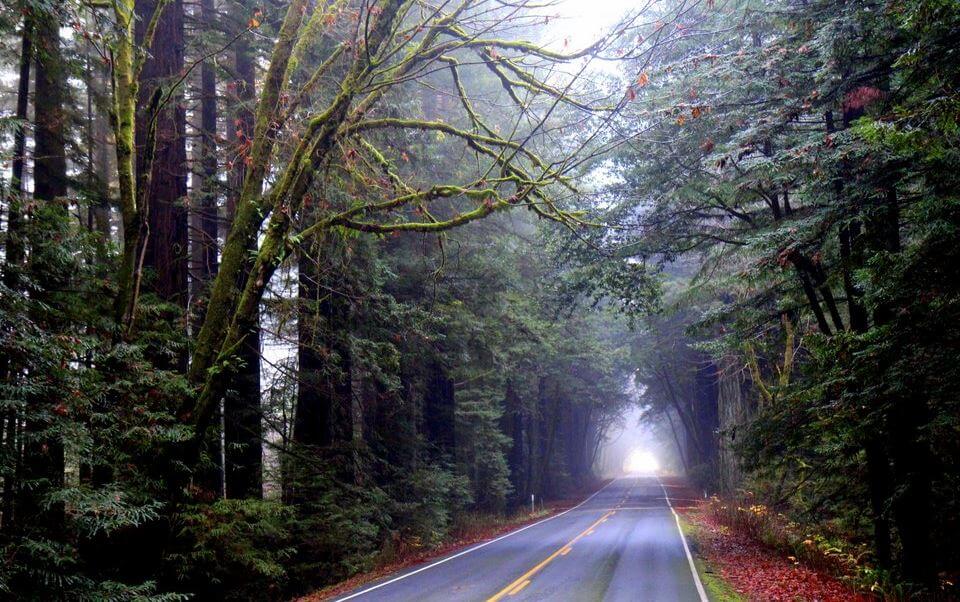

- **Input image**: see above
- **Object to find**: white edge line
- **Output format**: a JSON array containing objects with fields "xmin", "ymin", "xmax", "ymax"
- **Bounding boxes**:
[
  {"xmin": 333, "ymin": 477, "xmax": 620, "ymax": 601},
  {"xmin": 658, "ymin": 475, "xmax": 709, "ymax": 602}
]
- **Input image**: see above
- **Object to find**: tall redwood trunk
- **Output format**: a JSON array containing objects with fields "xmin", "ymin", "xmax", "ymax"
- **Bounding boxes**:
[
  {"xmin": 191, "ymin": 0, "xmax": 219, "ymax": 299},
  {"xmin": 135, "ymin": 0, "xmax": 188, "ymax": 309},
  {"xmin": 423, "ymin": 360, "xmax": 455, "ymax": 460},
  {"xmin": 294, "ymin": 251, "xmax": 330, "ymax": 449}
]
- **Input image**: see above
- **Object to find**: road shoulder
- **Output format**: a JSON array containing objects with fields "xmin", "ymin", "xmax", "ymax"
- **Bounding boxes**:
[
  {"xmin": 665, "ymin": 478, "xmax": 863, "ymax": 602},
  {"xmin": 677, "ymin": 515, "xmax": 745, "ymax": 602}
]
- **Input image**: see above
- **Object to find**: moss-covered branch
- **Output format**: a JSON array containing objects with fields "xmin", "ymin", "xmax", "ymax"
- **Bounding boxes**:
[{"xmin": 185, "ymin": 0, "xmax": 411, "ymax": 435}]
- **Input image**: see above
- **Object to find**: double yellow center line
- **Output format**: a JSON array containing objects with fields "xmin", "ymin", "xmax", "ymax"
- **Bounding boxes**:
[{"xmin": 486, "ymin": 510, "xmax": 616, "ymax": 601}]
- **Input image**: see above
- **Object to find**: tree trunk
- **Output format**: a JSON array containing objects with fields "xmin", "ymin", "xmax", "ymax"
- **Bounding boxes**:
[
  {"xmin": 870, "ymin": 186, "xmax": 933, "ymax": 585},
  {"xmin": 665, "ymin": 409, "xmax": 690, "ymax": 473},
  {"xmin": 33, "ymin": 11, "xmax": 67, "ymax": 205},
  {"xmin": 135, "ymin": 0, "xmax": 189, "ymax": 313},
  {"xmin": 20, "ymin": 3, "xmax": 68, "ymax": 534},
  {"xmin": 422, "ymin": 360, "xmax": 455, "ymax": 460},
  {"xmin": 525, "ymin": 383, "xmax": 540, "ymax": 499},
  {"xmin": 221, "ymin": 21, "xmax": 262, "ymax": 499},
  {"xmin": 537, "ymin": 382, "xmax": 560, "ymax": 498},
  {"xmin": 4, "ymin": 17, "xmax": 31, "ymax": 287},
  {"xmin": 223, "ymin": 326, "xmax": 262, "ymax": 499},
  {"xmin": 501, "ymin": 380, "xmax": 526, "ymax": 501},
  {"xmin": 294, "ymin": 250, "xmax": 328, "ymax": 448},
  {"xmin": 827, "ymin": 108, "xmax": 894, "ymax": 568},
  {"xmin": 1, "ymin": 13, "xmax": 32, "ymax": 533},
  {"xmin": 191, "ymin": 0, "xmax": 220, "ymax": 304},
  {"xmin": 90, "ymin": 53, "xmax": 113, "ymax": 256}
]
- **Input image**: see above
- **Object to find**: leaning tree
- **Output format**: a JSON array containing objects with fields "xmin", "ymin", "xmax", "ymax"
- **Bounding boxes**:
[{"xmin": 85, "ymin": 0, "xmax": 682, "ymax": 456}]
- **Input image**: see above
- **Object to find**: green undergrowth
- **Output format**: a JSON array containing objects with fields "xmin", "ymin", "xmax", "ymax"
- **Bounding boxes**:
[{"xmin": 374, "ymin": 507, "xmax": 553, "ymax": 568}]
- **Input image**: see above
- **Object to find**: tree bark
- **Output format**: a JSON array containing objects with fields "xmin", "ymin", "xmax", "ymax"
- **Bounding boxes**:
[
  {"xmin": 191, "ymin": 0, "xmax": 220, "ymax": 303},
  {"xmin": 293, "ymin": 247, "xmax": 353, "ymax": 449},
  {"xmin": 4, "ymin": 17, "xmax": 31, "ymax": 287},
  {"xmin": 1, "ymin": 13, "xmax": 32, "ymax": 533},
  {"xmin": 135, "ymin": 0, "xmax": 189, "ymax": 314},
  {"xmin": 221, "ymin": 16, "xmax": 262, "ymax": 499}
]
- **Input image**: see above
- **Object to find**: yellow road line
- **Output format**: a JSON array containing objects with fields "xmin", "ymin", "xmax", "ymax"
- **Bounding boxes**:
[
  {"xmin": 486, "ymin": 510, "xmax": 614, "ymax": 602},
  {"xmin": 560, "ymin": 547, "xmax": 572, "ymax": 556},
  {"xmin": 508, "ymin": 580, "xmax": 531, "ymax": 596}
]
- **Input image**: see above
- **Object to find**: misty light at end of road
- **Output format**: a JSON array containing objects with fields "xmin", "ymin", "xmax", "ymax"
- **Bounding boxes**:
[{"xmin": 623, "ymin": 449, "xmax": 660, "ymax": 474}]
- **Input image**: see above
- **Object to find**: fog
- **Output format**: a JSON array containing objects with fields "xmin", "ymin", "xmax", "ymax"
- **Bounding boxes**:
[{"xmin": 595, "ymin": 405, "xmax": 684, "ymax": 478}]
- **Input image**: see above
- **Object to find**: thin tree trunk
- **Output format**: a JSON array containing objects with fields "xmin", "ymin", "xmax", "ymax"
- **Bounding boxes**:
[
  {"xmin": 221, "ymin": 20, "xmax": 262, "ymax": 499},
  {"xmin": 658, "ymin": 368, "xmax": 706, "ymax": 463},
  {"xmin": 526, "ymin": 378, "xmax": 542, "ymax": 498},
  {"xmin": 0, "ymin": 14, "xmax": 32, "ymax": 532},
  {"xmin": 537, "ymin": 385, "xmax": 560, "ymax": 498},
  {"xmin": 794, "ymin": 265, "xmax": 833, "ymax": 335},
  {"xmin": 422, "ymin": 359, "xmax": 455, "ymax": 459},
  {"xmin": 20, "ymin": 3, "xmax": 68, "ymax": 534},
  {"xmin": 91, "ymin": 62, "xmax": 113, "ymax": 252},
  {"xmin": 502, "ymin": 381, "xmax": 525, "ymax": 498},
  {"xmin": 870, "ymin": 186, "xmax": 933, "ymax": 585},
  {"xmin": 665, "ymin": 409, "xmax": 690, "ymax": 473},
  {"xmin": 4, "ymin": 17, "xmax": 31, "ymax": 285}
]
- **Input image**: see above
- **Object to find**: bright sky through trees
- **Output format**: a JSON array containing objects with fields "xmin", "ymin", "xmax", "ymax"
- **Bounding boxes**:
[
  {"xmin": 549, "ymin": 0, "xmax": 635, "ymax": 49},
  {"xmin": 624, "ymin": 449, "xmax": 660, "ymax": 474}
]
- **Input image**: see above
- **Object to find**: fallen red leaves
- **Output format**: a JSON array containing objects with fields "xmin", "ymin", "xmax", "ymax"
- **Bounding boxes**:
[
  {"xmin": 667, "ymin": 478, "xmax": 868, "ymax": 602},
  {"xmin": 692, "ymin": 510, "xmax": 864, "ymax": 601}
]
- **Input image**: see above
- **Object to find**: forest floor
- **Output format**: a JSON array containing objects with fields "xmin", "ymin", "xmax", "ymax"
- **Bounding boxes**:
[
  {"xmin": 300, "ymin": 480, "xmax": 611, "ymax": 602},
  {"xmin": 665, "ymin": 477, "xmax": 870, "ymax": 602}
]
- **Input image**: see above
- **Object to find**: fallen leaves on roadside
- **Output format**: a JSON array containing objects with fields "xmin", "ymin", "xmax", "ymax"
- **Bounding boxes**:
[
  {"xmin": 695, "ymin": 513, "xmax": 860, "ymax": 602},
  {"xmin": 664, "ymin": 478, "xmax": 866, "ymax": 602}
]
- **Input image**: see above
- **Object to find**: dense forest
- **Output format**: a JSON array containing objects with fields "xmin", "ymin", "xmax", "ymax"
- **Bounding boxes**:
[{"xmin": 1, "ymin": 0, "xmax": 958, "ymax": 599}]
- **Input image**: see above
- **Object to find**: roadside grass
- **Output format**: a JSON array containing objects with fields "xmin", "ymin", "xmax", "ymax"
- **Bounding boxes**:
[{"xmin": 678, "ymin": 516, "xmax": 745, "ymax": 602}]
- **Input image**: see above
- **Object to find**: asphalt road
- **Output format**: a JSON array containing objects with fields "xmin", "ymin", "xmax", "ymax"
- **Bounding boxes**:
[{"xmin": 336, "ymin": 476, "xmax": 708, "ymax": 602}]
